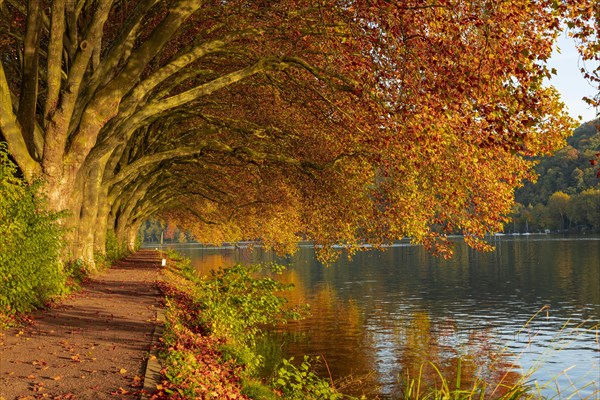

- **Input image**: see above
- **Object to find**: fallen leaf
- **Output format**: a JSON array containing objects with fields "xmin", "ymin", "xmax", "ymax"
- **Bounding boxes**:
[
  {"xmin": 119, "ymin": 368, "xmax": 127, "ymax": 374},
  {"xmin": 53, "ymin": 376, "xmax": 62, "ymax": 381},
  {"xmin": 110, "ymin": 387, "xmax": 129, "ymax": 396},
  {"xmin": 131, "ymin": 375, "xmax": 142, "ymax": 388}
]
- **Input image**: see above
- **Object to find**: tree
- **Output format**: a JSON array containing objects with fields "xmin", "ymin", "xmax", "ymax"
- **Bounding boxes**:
[
  {"xmin": 548, "ymin": 191, "xmax": 572, "ymax": 230},
  {"xmin": 568, "ymin": 189, "xmax": 600, "ymax": 230},
  {"xmin": 532, "ymin": 203, "xmax": 551, "ymax": 232},
  {"xmin": 0, "ymin": 144, "xmax": 65, "ymax": 313},
  {"xmin": 0, "ymin": 0, "xmax": 591, "ymax": 264}
]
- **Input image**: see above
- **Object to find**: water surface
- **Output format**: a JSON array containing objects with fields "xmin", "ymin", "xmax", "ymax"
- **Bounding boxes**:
[{"xmin": 159, "ymin": 236, "xmax": 600, "ymax": 398}]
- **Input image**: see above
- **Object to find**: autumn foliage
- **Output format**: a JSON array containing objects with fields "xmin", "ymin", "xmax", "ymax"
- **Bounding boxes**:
[{"xmin": 0, "ymin": 1, "xmax": 596, "ymax": 261}]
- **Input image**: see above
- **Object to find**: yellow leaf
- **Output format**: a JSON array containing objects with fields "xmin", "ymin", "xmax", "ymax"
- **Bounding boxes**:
[{"xmin": 119, "ymin": 368, "xmax": 127, "ymax": 374}]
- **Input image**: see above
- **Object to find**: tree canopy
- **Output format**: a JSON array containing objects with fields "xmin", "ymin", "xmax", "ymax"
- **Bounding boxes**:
[{"xmin": 0, "ymin": 0, "xmax": 596, "ymax": 263}]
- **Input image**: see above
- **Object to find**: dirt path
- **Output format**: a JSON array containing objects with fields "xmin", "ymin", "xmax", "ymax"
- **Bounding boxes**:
[{"xmin": 0, "ymin": 250, "xmax": 163, "ymax": 400}]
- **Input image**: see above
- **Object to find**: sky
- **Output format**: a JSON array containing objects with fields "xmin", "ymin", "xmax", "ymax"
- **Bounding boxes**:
[{"xmin": 546, "ymin": 31, "xmax": 599, "ymax": 123}]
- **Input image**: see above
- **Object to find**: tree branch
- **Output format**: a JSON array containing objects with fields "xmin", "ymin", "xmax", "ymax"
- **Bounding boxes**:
[
  {"xmin": 114, "ymin": 58, "xmax": 283, "ymax": 136},
  {"xmin": 43, "ymin": 0, "xmax": 114, "ymax": 175},
  {"xmin": 70, "ymin": 0, "xmax": 159, "ymax": 135},
  {"xmin": 43, "ymin": 0, "xmax": 65, "ymax": 126},
  {"xmin": 106, "ymin": 145, "xmax": 211, "ymax": 187},
  {"xmin": 17, "ymin": 0, "xmax": 42, "ymax": 159},
  {"xmin": 0, "ymin": 61, "xmax": 41, "ymax": 178},
  {"xmin": 64, "ymin": 0, "xmax": 203, "ymax": 171}
]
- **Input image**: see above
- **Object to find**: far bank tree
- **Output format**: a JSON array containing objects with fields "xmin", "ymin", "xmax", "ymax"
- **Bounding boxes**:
[{"xmin": 0, "ymin": 0, "xmax": 596, "ymax": 264}]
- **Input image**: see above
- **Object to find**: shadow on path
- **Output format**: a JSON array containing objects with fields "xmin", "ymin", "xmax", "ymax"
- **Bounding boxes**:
[{"xmin": 0, "ymin": 250, "xmax": 163, "ymax": 400}]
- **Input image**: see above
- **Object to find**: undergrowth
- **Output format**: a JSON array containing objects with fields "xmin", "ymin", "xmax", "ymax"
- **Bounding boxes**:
[
  {"xmin": 94, "ymin": 230, "xmax": 130, "ymax": 269},
  {"xmin": 0, "ymin": 143, "xmax": 67, "ymax": 324},
  {"xmin": 154, "ymin": 252, "xmax": 347, "ymax": 399},
  {"xmin": 400, "ymin": 360, "xmax": 532, "ymax": 400}
]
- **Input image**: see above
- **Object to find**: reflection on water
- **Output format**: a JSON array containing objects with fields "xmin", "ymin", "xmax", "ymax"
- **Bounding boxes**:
[{"xmin": 160, "ymin": 236, "xmax": 600, "ymax": 398}]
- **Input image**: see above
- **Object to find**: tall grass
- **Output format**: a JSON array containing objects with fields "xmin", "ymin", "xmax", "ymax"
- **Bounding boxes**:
[{"xmin": 399, "ymin": 305, "xmax": 599, "ymax": 400}]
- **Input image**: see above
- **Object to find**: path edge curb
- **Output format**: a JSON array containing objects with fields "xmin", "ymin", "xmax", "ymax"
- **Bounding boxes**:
[{"xmin": 141, "ymin": 305, "xmax": 165, "ymax": 399}]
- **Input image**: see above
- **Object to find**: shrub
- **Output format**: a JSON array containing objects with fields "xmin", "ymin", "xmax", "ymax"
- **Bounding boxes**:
[
  {"xmin": 156, "ymin": 256, "xmax": 343, "ymax": 399},
  {"xmin": 273, "ymin": 356, "xmax": 343, "ymax": 400},
  {"xmin": 195, "ymin": 263, "xmax": 303, "ymax": 350},
  {"xmin": 0, "ymin": 143, "xmax": 66, "ymax": 317}
]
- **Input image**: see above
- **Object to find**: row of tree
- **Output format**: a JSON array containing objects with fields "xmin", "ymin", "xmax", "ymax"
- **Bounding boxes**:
[
  {"xmin": 510, "ymin": 189, "xmax": 600, "ymax": 233},
  {"xmin": 1, "ymin": 1, "xmax": 597, "ymax": 265}
]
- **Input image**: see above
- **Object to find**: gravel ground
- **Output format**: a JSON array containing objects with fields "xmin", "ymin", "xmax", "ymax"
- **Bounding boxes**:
[{"xmin": 0, "ymin": 250, "xmax": 163, "ymax": 400}]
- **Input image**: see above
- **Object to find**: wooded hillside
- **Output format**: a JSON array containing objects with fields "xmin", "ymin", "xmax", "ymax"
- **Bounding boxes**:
[
  {"xmin": 512, "ymin": 120, "xmax": 599, "ymax": 232},
  {"xmin": 516, "ymin": 120, "xmax": 599, "ymax": 205}
]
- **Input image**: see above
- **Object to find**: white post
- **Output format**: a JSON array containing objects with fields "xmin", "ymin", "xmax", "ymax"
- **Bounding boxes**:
[{"xmin": 160, "ymin": 231, "xmax": 165, "ymax": 266}]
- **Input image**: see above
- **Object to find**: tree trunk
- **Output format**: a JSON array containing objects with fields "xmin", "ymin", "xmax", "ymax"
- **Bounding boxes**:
[
  {"xmin": 93, "ymin": 190, "xmax": 112, "ymax": 255},
  {"xmin": 126, "ymin": 222, "xmax": 141, "ymax": 252},
  {"xmin": 115, "ymin": 182, "xmax": 151, "ymax": 243},
  {"xmin": 74, "ymin": 158, "xmax": 109, "ymax": 268}
]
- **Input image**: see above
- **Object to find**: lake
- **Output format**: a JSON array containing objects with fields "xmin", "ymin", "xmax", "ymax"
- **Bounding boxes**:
[{"xmin": 157, "ymin": 235, "xmax": 600, "ymax": 398}]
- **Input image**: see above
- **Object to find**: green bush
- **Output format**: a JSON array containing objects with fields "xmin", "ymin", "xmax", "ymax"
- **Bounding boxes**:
[
  {"xmin": 273, "ymin": 356, "xmax": 343, "ymax": 400},
  {"xmin": 94, "ymin": 230, "xmax": 130, "ymax": 270},
  {"xmin": 105, "ymin": 230, "xmax": 128, "ymax": 262},
  {"xmin": 0, "ymin": 143, "xmax": 66, "ymax": 316},
  {"xmin": 157, "ymin": 256, "xmax": 345, "ymax": 399},
  {"xmin": 195, "ymin": 263, "xmax": 304, "ymax": 350}
]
